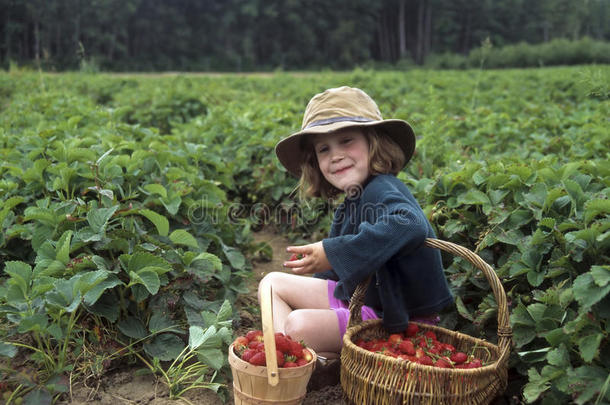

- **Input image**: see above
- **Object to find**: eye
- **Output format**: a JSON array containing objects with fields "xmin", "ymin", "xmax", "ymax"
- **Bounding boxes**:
[
  {"xmin": 340, "ymin": 137, "xmax": 352, "ymax": 144},
  {"xmin": 316, "ymin": 145, "xmax": 328, "ymax": 154}
]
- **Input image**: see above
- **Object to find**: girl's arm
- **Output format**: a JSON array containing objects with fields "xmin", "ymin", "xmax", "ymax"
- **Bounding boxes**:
[{"xmin": 322, "ymin": 190, "xmax": 429, "ymax": 288}]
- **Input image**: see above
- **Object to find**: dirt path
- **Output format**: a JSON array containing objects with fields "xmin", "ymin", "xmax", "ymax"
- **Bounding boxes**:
[{"xmin": 65, "ymin": 228, "xmax": 343, "ymax": 405}]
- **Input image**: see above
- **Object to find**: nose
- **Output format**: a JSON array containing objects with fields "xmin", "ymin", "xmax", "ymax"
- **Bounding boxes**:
[{"xmin": 330, "ymin": 149, "xmax": 344, "ymax": 163}]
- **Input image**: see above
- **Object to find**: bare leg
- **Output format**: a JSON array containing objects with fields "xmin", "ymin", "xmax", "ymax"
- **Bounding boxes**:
[{"xmin": 258, "ymin": 272, "xmax": 341, "ymax": 355}]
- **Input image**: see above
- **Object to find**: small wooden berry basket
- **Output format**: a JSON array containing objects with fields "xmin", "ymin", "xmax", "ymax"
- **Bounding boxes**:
[
  {"xmin": 228, "ymin": 282, "xmax": 317, "ymax": 405},
  {"xmin": 341, "ymin": 238, "xmax": 512, "ymax": 405}
]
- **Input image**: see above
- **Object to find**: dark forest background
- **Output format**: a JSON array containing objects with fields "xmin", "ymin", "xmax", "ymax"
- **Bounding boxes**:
[{"xmin": 1, "ymin": 0, "xmax": 609, "ymax": 71}]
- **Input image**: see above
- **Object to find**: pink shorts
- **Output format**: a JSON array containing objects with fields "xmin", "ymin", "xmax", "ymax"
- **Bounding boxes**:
[{"xmin": 327, "ymin": 280, "xmax": 441, "ymax": 339}]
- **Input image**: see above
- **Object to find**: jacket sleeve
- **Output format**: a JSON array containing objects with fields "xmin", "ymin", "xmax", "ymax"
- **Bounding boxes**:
[{"xmin": 322, "ymin": 189, "xmax": 429, "ymax": 294}]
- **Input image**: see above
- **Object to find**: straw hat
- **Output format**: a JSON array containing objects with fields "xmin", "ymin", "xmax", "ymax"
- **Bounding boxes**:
[{"xmin": 275, "ymin": 86, "xmax": 416, "ymax": 177}]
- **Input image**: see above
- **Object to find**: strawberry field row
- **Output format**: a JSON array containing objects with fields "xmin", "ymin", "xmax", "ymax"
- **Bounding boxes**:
[{"xmin": 0, "ymin": 66, "xmax": 608, "ymax": 403}]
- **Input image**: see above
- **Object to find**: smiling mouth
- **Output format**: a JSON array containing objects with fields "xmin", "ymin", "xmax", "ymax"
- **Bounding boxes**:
[{"xmin": 333, "ymin": 166, "xmax": 352, "ymax": 175}]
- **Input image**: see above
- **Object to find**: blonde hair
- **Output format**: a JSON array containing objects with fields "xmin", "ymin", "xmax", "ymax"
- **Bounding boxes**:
[{"xmin": 298, "ymin": 128, "xmax": 406, "ymax": 200}]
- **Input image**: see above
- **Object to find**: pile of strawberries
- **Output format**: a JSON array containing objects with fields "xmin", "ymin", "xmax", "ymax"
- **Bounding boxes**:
[
  {"xmin": 355, "ymin": 323, "xmax": 485, "ymax": 369},
  {"xmin": 232, "ymin": 330, "xmax": 314, "ymax": 368}
]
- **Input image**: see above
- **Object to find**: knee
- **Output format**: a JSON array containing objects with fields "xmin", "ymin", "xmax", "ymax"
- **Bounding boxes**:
[
  {"xmin": 257, "ymin": 271, "xmax": 286, "ymax": 302},
  {"xmin": 284, "ymin": 310, "xmax": 308, "ymax": 341}
]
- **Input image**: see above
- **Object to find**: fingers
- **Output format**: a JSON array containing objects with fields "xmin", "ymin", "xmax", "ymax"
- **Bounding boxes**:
[{"xmin": 286, "ymin": 245, "xmax": 312, "ymax": 254}]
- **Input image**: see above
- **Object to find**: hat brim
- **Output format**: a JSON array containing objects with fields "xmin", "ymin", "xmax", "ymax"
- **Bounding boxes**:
[{"xmin": 275, "ymin": 119, "xmax": 416, "ymax": 177}]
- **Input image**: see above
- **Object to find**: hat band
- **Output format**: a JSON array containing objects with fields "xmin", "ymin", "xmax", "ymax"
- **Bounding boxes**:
[{"xmin": 304, "ymin": 116, "xmax": 374, "ymax": 129}]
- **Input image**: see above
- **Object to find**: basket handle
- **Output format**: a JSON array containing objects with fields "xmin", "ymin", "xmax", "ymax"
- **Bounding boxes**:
[
  {"xmin": 260, "ymin": 281, "xmax": 279, "ymax": 386},
  {"xmin": 347, "ymin": 238, "xmax": 512, "ymax": 353}
]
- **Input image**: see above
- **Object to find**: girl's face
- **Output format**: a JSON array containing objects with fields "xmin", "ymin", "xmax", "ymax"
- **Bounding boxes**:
[{"xmin": 313, "ymin": 128, "xmax": 370, "ymax": 194}]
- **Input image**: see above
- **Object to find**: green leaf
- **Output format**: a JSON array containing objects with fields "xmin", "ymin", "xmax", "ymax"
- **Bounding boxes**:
[
  {"xmin": 190, "ymin": 252, "xmax": 222, "ymax": 271},
  {"xmin": 86, "ymin": 293, "xmax": 119, "ymax": 322},
  {"xmin": 3, "ymin": 261, "xmax": 32, "ymax": 296},
  {"xmin": 128, "ymin": 252, "xmax": 171, "ymax": 273},
  {"xmin": 169, "ymin": 229, "xmax": 199, "ymax": 249},
  {"xmin": 87, "ymin": 205, "xmax": 119, "ymax": 234},
  {"xmin": 161, "ymin": 195, "xmax": 182, "ymax": 216},
  {"xmin": 523, "ymin": 368, "xmax": 550, "ymax": 403},
  {"xmin": 83, "ymin": 274, "xmax": 123, "ymax": 305},
  {"xmin": 189, "ymin": 325, "xmax": 207, "ymax": 350},
  {"xmin": 75, "ymin": 226, "xmax": 103, "ymax": 242},
  {"xmin": 197, "ymin": 348, "xmax": 224, "ymax": 370},
  {"xmin": 118, "ymin": 317, "xmax": 148, "ymax": 339},
  {"xmin": 24, "ymin": 388, "xmax": 52, "ymax": 405},
  {"xmin": 139, "ymin": 209, "xmax": 169, "ymax": 236},
  {"xmin": 513, "ymin": 325, "xmax": 537, "ymax": 347},
  {"xmin": 144, "ymin": 333, "xmax": 184, "ymax": 361},
  {"xmin": 455, "ymin": 296, "xmax": 473, "ymax": 321},
  {"xmin": 591, "ymin": 265, "xmax": 610, "ymax": 287},
  {"xmin": 149, "ymin": 312, "xmax": 180, "ymax": 334},
  {"xmin": 216, "ymin": 300, "xmax": 232, "ymax": 323},
  {"xmin": 567, "ymin": 366, "xmax": 610, "ymax": 405},
  {"xmin": 578, "ymin": 333, "xmax": 603, "ymax": 363},
  {"xmin": 55, "ymin": 230, "xmax": 73, "ymax": 265},
  {"xmin": 143, "ymin": 183, "xmax": 167, "ymax": 198},
  {"xmin": 546, "ymin": 344, "xmax": 570, "ymax": 368},
  {"xmin": 457, "ymin": 189, "xmax": 490, "ymax": 205},
  {"xmin": 583, "ymin": 198, "xmax": 610, "ymax": 224},
  {"xmin": 222, "ymin": 245, "xmax": 246, "ymax": 270},
  {"xmin": 0, "ymin": 341, "xmax": 17, "ymax": 358},
  {"xmin": 573, "ymin": 273, "xmax": 610, "ymax": 310},
  {"xmin": 526, "ymin": 303, "xmax": 547, "ymax": 323},
  {"xmin": 18, "ymin": 313, "xmax": 49, "ymax": 333},
  {"xmin": 130, "ymin": 270, "xmax": 160, "ymax": 295},
  {"xmin": 527, "ymin": 269, "xmax": 546, "ymax": 287},
  {"xmin": 46, "ymin": 277, "xmax": 82, "ymax": 312}
]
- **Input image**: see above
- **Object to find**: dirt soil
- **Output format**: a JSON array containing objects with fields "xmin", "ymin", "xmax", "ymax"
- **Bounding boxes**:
[{"xmin": 65, "ymin": 228, "xmax": 344, "ymax": 405}]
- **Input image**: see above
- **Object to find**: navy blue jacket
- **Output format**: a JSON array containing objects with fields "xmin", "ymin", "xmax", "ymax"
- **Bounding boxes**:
[{"xmin": 315, "ymin": 174, "xmax": 453, "ymax": 333}]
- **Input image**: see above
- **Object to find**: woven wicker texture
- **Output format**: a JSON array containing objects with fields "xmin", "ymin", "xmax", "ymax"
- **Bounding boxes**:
[{"xmin": 340, "ymin": 238, "xmax": 512, "ymax": 405}]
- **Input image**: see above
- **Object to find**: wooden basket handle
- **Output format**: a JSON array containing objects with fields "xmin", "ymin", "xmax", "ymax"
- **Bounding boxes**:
[
  {"xmin": 260, "ymin": 281, "xmax": 279, "ymax": 386},
  {"xmin": 347, "ymin": 238, "xmax": 513, "ymax": 354}
]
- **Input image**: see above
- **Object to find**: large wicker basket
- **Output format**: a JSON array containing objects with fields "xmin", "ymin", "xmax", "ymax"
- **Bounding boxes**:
[
  {"xmin": 229, "ymin": 283, "xmax": 317, "ymax": 404},
  {"xmin": 340, "ymin": 238, "xmax": 512, "ymax": 405}
]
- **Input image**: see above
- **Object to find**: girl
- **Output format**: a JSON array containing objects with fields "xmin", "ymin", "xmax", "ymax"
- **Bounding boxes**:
[{"xmin": 259, "ymin": 86, "xmax": 453, "ymax": 359}]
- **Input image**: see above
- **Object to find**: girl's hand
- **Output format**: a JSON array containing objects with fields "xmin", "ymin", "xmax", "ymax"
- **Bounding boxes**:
[{"xmin": 283, "ymin": 241, "xmax": 331, "ymax": 275}]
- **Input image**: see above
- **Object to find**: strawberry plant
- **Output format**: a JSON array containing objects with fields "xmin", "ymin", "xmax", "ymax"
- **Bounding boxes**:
[{"xmin": 1, "ymin": 66, "xmax": 608, "ymax": 403}]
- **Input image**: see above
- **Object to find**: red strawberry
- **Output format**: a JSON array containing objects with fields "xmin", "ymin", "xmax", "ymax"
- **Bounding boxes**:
[
  {"xmin": 296, "ymin": 358, "xmax": 309, "ymax": 366},
  {"xmin": 249, "ymin": 352, "xmax": 266, "ymax": 366},
  {"xmin": 289, "ymin": 253, "xmax": 304, "ymax": 261},
  {"xmin": 442, "ymin": 343, "xmax": 456, "ymax": 352},
  {"xmin": 467, "ymin": 358, "xmax": 483, "ymax": 368},
  {"xmin": 398, "ymin": 340, "xmax": 415, "ymax": 355},
  {"xmin": 388, "ymin": 334, "xmax": 403, "ymax": 346},
  {"xmin": 233, "ymin": 336, "xmax": 249, "ymax": 352},
  {"xmin": 283, "ymin": 362, "xmax": 298, "ymax": 368},
  {"xmin": 416, "ymin": 355, "xmax": 433, "ymax": 366},
  {"xmin": 450, "ymin": 352, "xmax": 468, "ymax": 364},
  {"xmin": 434, "ymin": 357, "xmax": 452, "ymax": 368},
  {"xmin": 248, "ymin": 341, "xmax": 264, "ymax": 351},
  {"xmin": 241, "ymin": 349, "xmax": 257, "ymax": 363},
  {"xmin": 405, "ymin": 323, "xmax": 419, "ymax": 337},
  {"xmin": 424, "ymin": 331, "xmax": 437, "ymax": 341},
  {"xmin": 246, "ymin": 330, "xmax": 263, "ymax": 342},
  {"xmin": 290, "ymin": 341, "xmax": 304, "ymax": 358},
  {"xmin": 275, "ymin": 335, "xmax": 292, "ymax": 353},
  {"xmin": 276, "ymin": 350, "xmax": 285, "ymax": 367}
]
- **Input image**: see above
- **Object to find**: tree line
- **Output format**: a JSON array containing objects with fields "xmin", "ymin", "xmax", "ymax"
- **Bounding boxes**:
[{"xmin": 1, "ymin": 0, "xmax": 609, "ymax": 71}]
